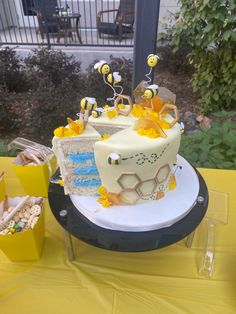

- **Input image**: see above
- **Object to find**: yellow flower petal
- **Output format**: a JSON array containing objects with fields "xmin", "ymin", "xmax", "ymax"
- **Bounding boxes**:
[{"xmin": 106, "ymin": 109, "xmax": 118, "ymax": 119}]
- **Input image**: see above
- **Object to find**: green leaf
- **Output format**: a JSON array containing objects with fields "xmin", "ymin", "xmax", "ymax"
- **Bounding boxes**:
[
  {"xmin": 221, "ymin": 161, "xmax": 234, "ymax": 168},
  {"xmin": 223, "ymin": 30, "xmax": 234, "ymax": 41},
  {"xmin": 199, "ymin": 151, "xmax": 208, "ymax": 162},
  {"xmin": 226, "ymin": 149, "xmax": 236, "ymax": 156},
  {"xmin": 203, "ymin": 23, "xmax": 213, "ymax": 33},
  {"xmin": 212, "ymin": 111, "xmax": 236, "ymax": 118}
]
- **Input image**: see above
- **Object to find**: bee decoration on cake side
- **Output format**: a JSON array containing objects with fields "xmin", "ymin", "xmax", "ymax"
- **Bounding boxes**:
[
  {"xmin": 143, "ymin": 84, "xmax": 159, "ymax": 100},
  {"xmin": 180, "ymin": 122, "xmax": 185, "ymax": 134},
  {"xmin": 107, "ymin": 152, "xmax": 121, "ymax": 165},
  {"xmin": 94, "ymin": 60, "xmax": 111, "ymax": 75},
  {"xmin": 145, "ymin": 53, "xmax": 160, "ymax": 83}
]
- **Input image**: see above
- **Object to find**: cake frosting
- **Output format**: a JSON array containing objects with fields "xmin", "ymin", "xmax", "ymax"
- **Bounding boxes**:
[
  {"xmin": 52, "ymin": 54, "xmax": 183, "ymax": 207},
  {"xmin": 94, "ymin": 115, "xmax": 181, "ymax": 205}
]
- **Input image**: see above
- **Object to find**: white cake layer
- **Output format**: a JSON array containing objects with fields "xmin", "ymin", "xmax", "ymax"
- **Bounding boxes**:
[{"xmin": 70, "ymin": 155, "xmax": 199, "ymax": 232}]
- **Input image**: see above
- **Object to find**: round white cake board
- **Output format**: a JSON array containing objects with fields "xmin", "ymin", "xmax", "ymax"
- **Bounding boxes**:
[{"xmin": 70, "ymin": 155, "xmax": 199, "ymax": 232}]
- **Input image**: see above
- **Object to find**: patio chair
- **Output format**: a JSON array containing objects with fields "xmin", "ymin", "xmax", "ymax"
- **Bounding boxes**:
[
  {"xmin": 96, "ymin": 0, "xmax": 135, "ymax": 41},
  {"xmin": 32, "ymin": 0, "xmax": 71, "ymax": 40}
]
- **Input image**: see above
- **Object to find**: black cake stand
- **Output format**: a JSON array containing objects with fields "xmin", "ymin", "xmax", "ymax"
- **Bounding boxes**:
[{"xmin": 48, "ymin": 167, "xmax": 208, "ymax": 253}]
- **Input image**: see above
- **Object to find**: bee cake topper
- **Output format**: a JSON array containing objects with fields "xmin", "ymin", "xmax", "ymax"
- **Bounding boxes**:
[
  {"xmin": 142, "ymin": 84, "xmax": 159, "ymax": 111},
  {"xmin": 94, "ymin": 60, "xmax": 110, "ymax": 75},
  {"xmin": 145, "ymin": 54, "xmax": 160, "ymax": 83},
  {"xmin": 143, "ymin": 84, "xmax": 159, "ymax": 100},
  {"xmin": 94, "ymin": 60, "xmax": 133, "ymax": 116},
  {"xmin": 79, "ymin": 97, "xmax": 97, "ymax": 128},
  {"xmin": 94, "ymin": 60, "xmax": 118, "ymax": 102}
]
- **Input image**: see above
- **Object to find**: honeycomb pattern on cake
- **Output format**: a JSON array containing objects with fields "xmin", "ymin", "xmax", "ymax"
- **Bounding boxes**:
[
  {"xmin": 155, "ymin": 165, "xmax": 171, "ymax": 183},
  {"xmin": 118, "ymin": 173, "xmax": 141, "ymax": 190},
  {"xmin": 137, "ymin": 179, "xmax": 157, "ymax": 197},
  {"xmin": 117, "ymin": 164, "xmax": 172, "ymax": 204}
]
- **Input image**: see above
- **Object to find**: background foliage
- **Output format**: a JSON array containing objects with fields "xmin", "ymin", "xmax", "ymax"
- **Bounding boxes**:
[
  {"xmin": 161, "ymin": 0, "xmax": 236, "ymax": 113},
  {"xmin": 180, "ymin": 115, "xmax": 236, "ymax": 169},
  {"xmin": 0, "ymin": 47, "xmax": 28, "ymax": 92},
  {"xmin": 1, "ymin": 47, "xmax": 235, "ymax": 169},
  {"xmin": 0, "ymin": 47, "xmax": 133, "ymax": 143}
]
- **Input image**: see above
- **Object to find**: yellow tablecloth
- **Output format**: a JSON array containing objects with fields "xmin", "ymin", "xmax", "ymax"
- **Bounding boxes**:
[{"xmin": 0, "ymin": 157, "xmax": 236, "ymax": 313}]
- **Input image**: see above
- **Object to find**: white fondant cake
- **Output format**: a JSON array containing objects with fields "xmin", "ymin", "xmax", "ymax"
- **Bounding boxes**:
[
  {"xmin": 94, "ymin": 116, "xmax": 181, "ymax": 204},
  {"xmin": 53, "ymin": 110, "xmax": 181, "ymax": 206}
]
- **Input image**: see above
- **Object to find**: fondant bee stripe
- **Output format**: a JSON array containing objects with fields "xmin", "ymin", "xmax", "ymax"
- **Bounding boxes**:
[
  {"xmin": 147, "ymin": 88, "xmax": 155, "ymax": 98},
  {"xmin": 81, "ymin": 99, "xmax": 94, "ymax": 110},
  {"xmin": 101, "ymin": 63, "xmax": 107, "ymax": 73}
]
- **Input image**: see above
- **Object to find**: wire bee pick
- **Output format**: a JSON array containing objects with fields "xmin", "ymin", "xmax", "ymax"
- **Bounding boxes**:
[
  {"xmin": 106, "ymin": 72, "xmax": 123, "ymax": 98},
  {"xmin": 145, "ymin": 54, "xmax": 160, "ymax": 83},
  {"xmin": 80, "ymin": 97, "xmax": 97, "ymax": 127}
]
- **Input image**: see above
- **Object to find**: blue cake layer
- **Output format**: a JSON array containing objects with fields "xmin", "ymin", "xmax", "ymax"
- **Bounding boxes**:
[
  {"xmin": 66, "ymin": 152, "xmax": 101, "ymax": 191},
  {"xmin": 73, "ymin": 167, "xmax": 98, "ymax": 175},
  {"xmin": 73, "ymin": 178, "xmax": 101, "ymax": 187},
  {"xmin": 68, "ymin": 153, "xmax": 94, "ymax": 163}
]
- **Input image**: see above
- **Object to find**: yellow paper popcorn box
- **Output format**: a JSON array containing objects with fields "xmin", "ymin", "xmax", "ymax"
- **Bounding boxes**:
[
  {"xmin": 0, "ymin": 173, "xmax": 5, "ymax": 203},
  {"xmin": 0, "ymin": 197, "xmax": 45, "ymax": 261},
  {"xmin": 11, "ymin": 155, "xmax": 57, "ymax": 197}
]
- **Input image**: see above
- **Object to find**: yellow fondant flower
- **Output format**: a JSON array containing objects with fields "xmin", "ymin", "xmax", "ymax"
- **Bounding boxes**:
[
  {"xmin": 131, "ymin": 104, "xmax": 146, "ymax": 118},
  {"xmin": 97, "ymin": 186, "xmax": 112, "ymax": 207},
  {"xmin": 99, "ymin": 134, "xmax": 111, "ymax": 141},
  {"xmin": 103, "ymin": 105, "xmax": 110, "ymax": 110},
  {"xmin": 98, "ymin": 186, "xmax": 107, "ymax": 195},
  {"xmin": 118, "ymin": 103, "xmax": 125, "ymax": 110},
  {"xmin": 137, "ymin": 128, "xmax": 160, "ymax": 138},
  {"xmin": 106, "ymin": 109, "xmax": 118, "ymax": 119},
  {"xmin": 54, "ymin": 126, "xmax": 65, "ymax": 138},
  {"xmin": 54, "ymin": 118, "xmax": 84, "ymax": 138},
  {"xmin": 98, "ymin": 198, "xmax": 112, "ymax": 207},
  {"xmin": 67, "ymin": 117, "xmax": 84, "ymax": 135}
]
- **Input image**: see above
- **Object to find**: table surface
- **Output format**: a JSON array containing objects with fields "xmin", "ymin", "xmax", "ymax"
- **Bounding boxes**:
[{"xmin": 0, "ymin": 157, "xmax": 236, "ymax": 313}]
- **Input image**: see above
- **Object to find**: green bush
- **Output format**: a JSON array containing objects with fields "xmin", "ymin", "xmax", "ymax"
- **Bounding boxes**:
[
  {"xmin": 24, "ymin": 47, "xmax": 82, "ymax": 89},
  {"xmin": 171, "ymin": 0, "xmax": 236, "ymax": 113},
  {"xmin": 180, "ymin": 119, "xmax": 236, "ymax": 169},
  {"xmin": 157, "ymin": 45, "xmax": 192, "ymax": 74},
  {"xmin": 0, "ymin": 87, "xmax": 18, "ymax": 132},
  {"xmin": 158, "ymin": 15, "xmax": 192, "ymax": 73},
  {"xmin": 0, "ymin": 47, "xmax": 28, "ymax": 92}
]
